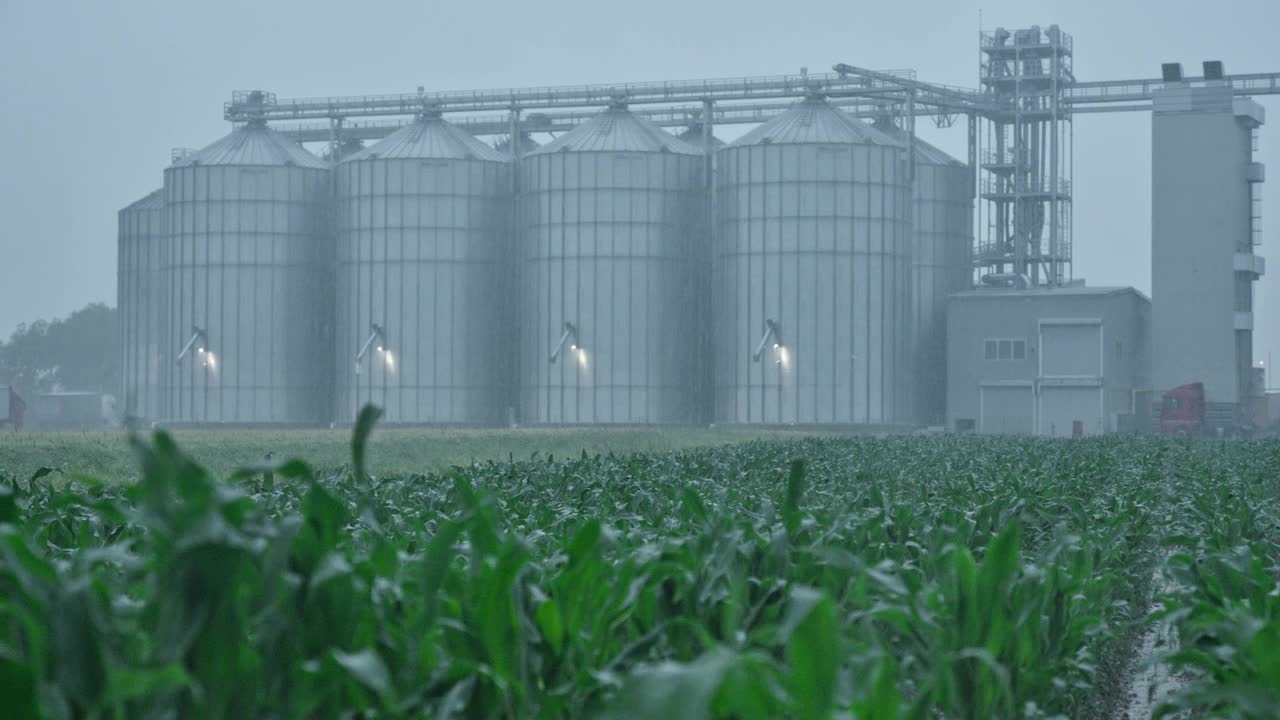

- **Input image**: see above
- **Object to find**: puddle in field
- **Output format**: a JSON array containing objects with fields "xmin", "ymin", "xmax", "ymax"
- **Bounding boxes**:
[
  {"xmin": 1121, "ymin": 622, "xmax": 1184, "ymax": 718},
  {"xmin": 1119, "ymin": 567, "xmax": 1187, "ymax": 720}
]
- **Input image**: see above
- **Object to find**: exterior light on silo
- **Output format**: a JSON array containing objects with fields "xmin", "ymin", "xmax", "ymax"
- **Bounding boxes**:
[
  {"xmin": 752, "ymin": 319, "xmax": 782, "ymax": 363},
  {"xmin": 549, "ymin": 322, "xmax": 579, "ymax": 364},
  {"xmin": 355, "ymin": 323, "xmax": 388, "ymax": 375},
  {"xmin": 175, "ymin": 326, "xmax": 209, "ymax": 366}
]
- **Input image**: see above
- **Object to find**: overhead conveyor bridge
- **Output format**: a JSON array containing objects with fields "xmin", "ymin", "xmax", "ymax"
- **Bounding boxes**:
[{"xmin": 224, "ymin": 52, "xmax": 1279, "ymax": 290}]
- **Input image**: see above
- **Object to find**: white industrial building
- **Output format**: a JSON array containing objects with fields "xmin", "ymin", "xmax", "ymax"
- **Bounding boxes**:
[{"xmin": 946, "ymin": 286, "xmax": 1150, "ymax": 436}]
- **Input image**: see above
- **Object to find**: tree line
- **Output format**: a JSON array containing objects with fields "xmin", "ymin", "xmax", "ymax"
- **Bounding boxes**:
[{"xmin": 0, "ymin": 303, "xmax": 119, "ymax": 400}]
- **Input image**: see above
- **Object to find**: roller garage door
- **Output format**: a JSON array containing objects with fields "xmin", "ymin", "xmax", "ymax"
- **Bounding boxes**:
[
  {"xmin": 980, "ymin": 384, "xmax": 1034, "ymax": 434},
  {"xmin": 1040, "ymin": 320, "xmax": 1102, "ymax": 377},
  {"xmin": 1038, "ymin": 384, "xmax": 1104, "ymax": 437},
  {"xmin": 1036, "ymin": 320, "xmax": 1105, "ymax": 436}
]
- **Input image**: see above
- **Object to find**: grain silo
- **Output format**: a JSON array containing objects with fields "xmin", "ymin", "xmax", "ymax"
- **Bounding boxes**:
[
  {"xmin": 714, "ymin": 95, "xmax": 912, "ymax": 425},
  {"xmin": 335, "ymin": 112, "xmax": 512, "ymax": 424},
  {"xmin": 908, "ymin": 136, "xmax": 972, "ymax": 426},
  {"xmin": 162, "ymin": 119, "xmax": 330, "ymax": 424},
  {"xmin": 118, "ymin": 188, "xmax": 165, "ymax": 422},
  {"xmin": 518, "ymin": 101, "xmax": 704, "ymax": 424},
  {"xmin": 877, "ymin": 122, "xmax": 973, "ymax": 425}
]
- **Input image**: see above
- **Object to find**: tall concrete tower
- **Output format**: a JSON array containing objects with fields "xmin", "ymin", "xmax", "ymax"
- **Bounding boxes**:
[{"xmin": 1151, "ymin": 64, "xmax": 1266, "ymax": 427}]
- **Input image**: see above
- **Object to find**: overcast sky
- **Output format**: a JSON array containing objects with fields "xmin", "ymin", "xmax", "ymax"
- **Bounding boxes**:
[{"xmin": 2, "ymin": 0, "xmax": 1278, "ymax": 386}]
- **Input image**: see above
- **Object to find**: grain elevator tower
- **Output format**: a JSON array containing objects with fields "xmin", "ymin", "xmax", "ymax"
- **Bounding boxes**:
[{"xmin": 1151, "ymin": 62, "xmax": 1266, "ymax": 425}]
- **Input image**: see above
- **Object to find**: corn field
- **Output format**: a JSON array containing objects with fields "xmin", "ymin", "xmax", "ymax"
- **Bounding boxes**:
[{"xmin": 2, "ymin": 409, "xmax": 1278, "ymax": 719}]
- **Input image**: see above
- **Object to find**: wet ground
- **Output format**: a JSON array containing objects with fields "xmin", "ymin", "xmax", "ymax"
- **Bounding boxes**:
[{"xmin": 1119, "ymin": 567, "xmax": 1187, "ymax": 720}]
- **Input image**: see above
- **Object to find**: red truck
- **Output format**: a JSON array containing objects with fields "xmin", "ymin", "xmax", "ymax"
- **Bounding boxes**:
[
  {"xmin": 1159, "ymin": 382, "xmax": 1255, "ymax": 436},
  {"xmin": 1160, "ymin": 382, "xmax": 1205, "ymax": 435}
]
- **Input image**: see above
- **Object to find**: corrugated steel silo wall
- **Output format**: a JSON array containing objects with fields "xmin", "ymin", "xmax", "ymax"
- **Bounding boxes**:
[
  {"xmin": 518, "ymin": 151, "xmax": 703, "ymax": 424},
  {"xmin": 161, "ymin": 164, "xmax": 330, "ymax": 423},
  {"xmin": 912, "ymin": 162, "xmax": 972, "ymax": 425},
  {"xmin": 335, "ymin": 157, "xmax": 511, "ymax": 424},
  {"xmin": 118, "ymin": 194, "xmax": 165, "ymax": 421},
  {"xmin": 714, "ymin": 142, "xmax": 912, "ymax": 424}
]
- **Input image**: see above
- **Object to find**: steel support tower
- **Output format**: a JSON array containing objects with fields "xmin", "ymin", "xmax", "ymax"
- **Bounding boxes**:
[{"xmin": 976, "ymin": 25, "xmax": 1075, "ymax": 288}]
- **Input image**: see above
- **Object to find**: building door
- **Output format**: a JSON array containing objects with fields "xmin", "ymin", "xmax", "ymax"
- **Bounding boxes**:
[
  {"xmin": 980, "ymin": 384, "xmax": 1034, "ymax": 434},
  {"xmin": 1038, "ymin": 385, "xmax": 1104, "ymax": 437},
  {"xmin": 1037, "ymin": 320, "xmax": 1105, "ymax": 436}
]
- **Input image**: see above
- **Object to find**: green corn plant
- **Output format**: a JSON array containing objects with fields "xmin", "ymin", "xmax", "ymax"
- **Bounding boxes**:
[{"xmin": 1, "ymin": 417, "xmax": 1277, "ymax": 718}]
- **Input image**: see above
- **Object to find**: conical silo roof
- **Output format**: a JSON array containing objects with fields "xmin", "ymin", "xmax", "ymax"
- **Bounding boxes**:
[
  {"xmin": 730, "ymin": 97, "xmax": 899, "ymax": 147},
  {"xmin": 346, "ymin": 113, "xmax": 509, "ymax": 163},
  {"xmin": 172, "ymin": 122, "xmax": 328, "ymax": 169},
  {"xmin": 123, "ymin": 188, "xmax": 165, "ymax": 211},
  {"xmin": 873, "ymin": 121, "xmax": 965, "ymax": 166},
  {"xmin": 530, "ymin": 105, "xmax": 701, "ymax": 155}
]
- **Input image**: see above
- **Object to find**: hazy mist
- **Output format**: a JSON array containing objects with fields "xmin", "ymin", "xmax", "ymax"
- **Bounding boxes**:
[{"xmin": 2, "ymin": 0, "xmax": 1277, "ymax": 386}]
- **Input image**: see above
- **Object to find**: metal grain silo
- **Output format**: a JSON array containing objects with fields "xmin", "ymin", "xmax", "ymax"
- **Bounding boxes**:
[
  {"xmin": 876, "ymin": 124, "xmax": 973, "ymax": 426},
  {"xmin": 518, "ymin": 102, "xmax": 704, "ymax": 424},
  {"xmin": 335, "ymin": 113, "xmax": 512, "ymax": 424},
  {"xmin": 118, "ymin": 188, "xmax": 165, "ymax": 422},
  {"xmin": 714, "ymin": 96, "xmax": 912, "ymax": 425},
  {"xmin": 162, "ymin": 120, "xmax": 330, "ymax": 424}
]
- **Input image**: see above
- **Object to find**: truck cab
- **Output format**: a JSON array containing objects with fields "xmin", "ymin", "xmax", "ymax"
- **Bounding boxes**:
[{"xmin": 1160, "ymin": 382, "xmax": 1205, "ymax": 435}]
